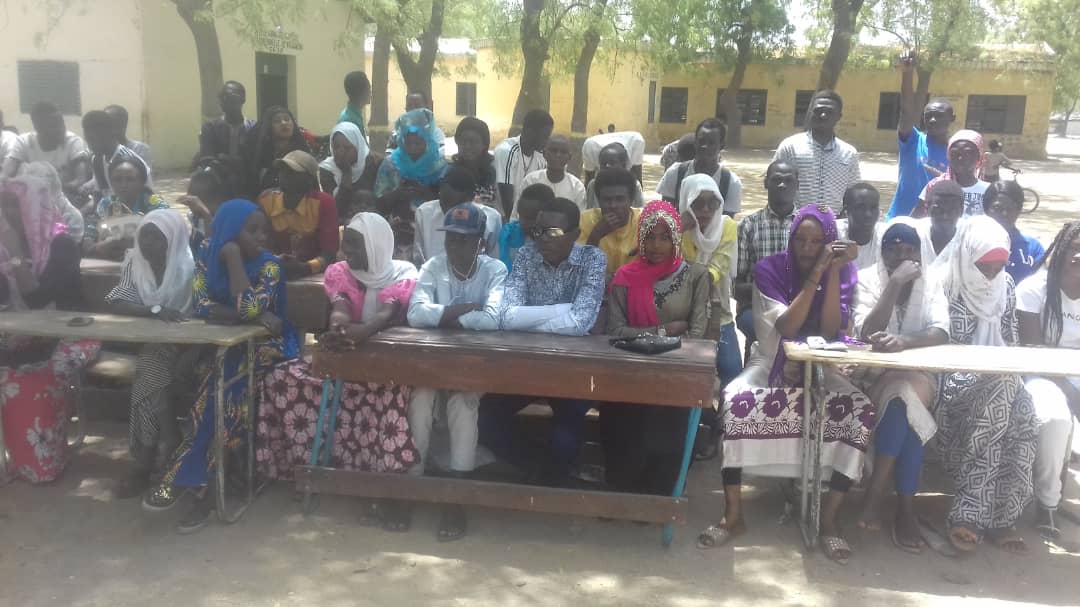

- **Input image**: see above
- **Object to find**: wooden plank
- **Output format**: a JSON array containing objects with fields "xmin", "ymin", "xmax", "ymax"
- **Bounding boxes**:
[
  {"xmin": 784, "ymin": 342, "xmax": 1080, "ymax": 378},
  {"xmin": 312, "ymin": 328, "xmax": 715, "ymax": 408},
  {"xmin": 0, "ymin": 310, "xmax": 265, "ymax": 347},
  {"xmin": 295, "ymin": 466, "xmax": 687, "ymax": 524}
]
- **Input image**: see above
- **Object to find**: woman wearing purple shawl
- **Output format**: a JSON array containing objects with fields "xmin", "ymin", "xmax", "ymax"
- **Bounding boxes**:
[{"xmin": 698, "ymin": 205, "xmax": 876, "ymax": 564}]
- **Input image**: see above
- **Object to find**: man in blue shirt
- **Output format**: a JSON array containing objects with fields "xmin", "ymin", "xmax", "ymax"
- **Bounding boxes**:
[
  {"xmin": 887, "ymin": 52, "xmax": 955, "ymax": 219},
  {"xmin": 983, "ymin": 181, "xmax": 1045, "ymax": 283},
  {"xmin": 479, "ymin": 197, "xmax": 607, "ymax": 486}
]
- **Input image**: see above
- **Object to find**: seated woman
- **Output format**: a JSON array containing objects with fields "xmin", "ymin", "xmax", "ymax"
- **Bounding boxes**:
[
  {"xmin": 603, "ymin": 201, "xmax": 711, "ymax": 495},
  {"xmin": 244, "ymin": 106, "xmax": 312, "ymax": 198},
  {"xmin": 256, "ymin": 212, "xmax": 420, "ymax": 531},
  {"xmin": 105, "ymin": 210, "xmax": 197, "ymax": 497},
  {"xmin": 933, "ymin": 215, "xmax": 1037, "ymax": 554},
  {"xmin": 374, "ymin": 109, "xmax": 446, "ymax": 212},
  {"xmin": 0, "ymin": 175, "xmax": 99, "ymax": 483},
  {"xmin": 850, "ymin": 218, "xmax": 950, "ymax": 553},
  {"xmin": 143, "ymin": 200, "xmax": 299, "ymax": 534},
  {"xmin": 915, "ymin": 130, "xmax": 990, "ymax": 218},
  {"xmin": 254, "ymin": 150, "xmax": 339, "ymax": 279},
  {"xmin": 451, "ymin": 117, "xmax": 503, "ymax": 213},
  {"xmin": 678, "ymin": 174, "xmax": 740, "ymax": 458},
  {"xmin": 319, "ymin": 122, "xmax": 377, "ymax": 223},
  {"xmin": 1015, "ymin": 221, "xmax": 1080, "ymax": 541},
  {"xmin": 20, "ymin": 161, "xmax": 85, "ymax": 241},
  {"xmin": 83, "ymin": 157, "xmax": 169, "ymax": 260},
  {"xmin": 698, "ymin": 205, "xmax": 872, "ymax": 565}
]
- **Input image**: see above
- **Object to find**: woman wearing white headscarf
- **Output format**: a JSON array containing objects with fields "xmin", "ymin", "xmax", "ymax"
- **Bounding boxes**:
[
  {"xmin": 319, "ymin": 122, "xmax": 374, "ymax": 221},
  {"xmin": 932, "ymin": 215, "xmax": 1037, "ymax": 554},
  {"xmin": 105, "ymin": 209, "xmax": 197, "ymax": 497},
  {"xmin": 255, "ymin": 212, "xmax": 421, "ymax": 530},
  {"xmin": 678, "ymin": 174, "xmax": 740, "ymax": 458}
]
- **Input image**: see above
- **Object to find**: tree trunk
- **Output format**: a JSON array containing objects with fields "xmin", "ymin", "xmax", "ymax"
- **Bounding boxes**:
[
  {"xmin": 570, "ymin": 0, "xmax": 608, "ymax": 135},
  {"xmin": 370, "ymin": 24, "xmax": 393, "ymax": 151},
  {"xmin": 1062, "ymin": 97, "xmax": 1078, "ymax": 136},
  {"xmin": 173, "ymin": 0, "xmax": 224, "ymax": 125},
  {"xmin": 392, "ymin": 0, "xmax": 446, "ymax": 111},
  {"xmin": 817, "ymin": 0, "xmax": 865, "ymax": 90},
  {"xmin": 715, "ymin": 1, "xmax": 758, "ymax": 148},
  {"xmin": 511, "ymin": 0, "xmax": 550, "ymax": 131}
]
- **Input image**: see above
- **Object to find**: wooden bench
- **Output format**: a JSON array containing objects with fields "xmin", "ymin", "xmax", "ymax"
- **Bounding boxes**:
[{"xmin": 298, "ymin": 327, "xmax": 717, "ymax": 546}]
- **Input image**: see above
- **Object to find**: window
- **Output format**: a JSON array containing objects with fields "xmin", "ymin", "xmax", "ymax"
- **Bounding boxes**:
[
  {"xmin": 455, "ymin": 82, "xmax": 477, "ymax": 116},
  {"xmin": 877, "ymin": 92, "xmax": 901, "ymax": 130},
  {"xmin": 18, "ymin": 60, "xmax": 81, "ymax": 115},
  {"xmin": 793, "ymin": 90, "xmax": 814, "ymax": 128},
  {"xmin": 717, "ymin": 89, "xmax": 768, "ymax": 126},
  {"xmin": 966, "ymin": 95, "xmax": 1026, "ymax": 134},
  {"xmin": 647, "ymin": 80, "xmax": 657, "ymax": 124},
  {"xmin": 659, "ymin": 87, "xmax": 688, "ymax": 123}
]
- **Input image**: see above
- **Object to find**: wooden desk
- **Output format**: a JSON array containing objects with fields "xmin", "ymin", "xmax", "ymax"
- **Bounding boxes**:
[
  {"xmin": 298, "ymin": 328, "xmax": 718, "ymax": 546},
  {"xmin": 783, "ymin": 341, "xmax": 1080, "ymax": 548},
  {"xmin": 0, "ymin": 310, "xmax": 267, "ymax": 524},
  {"xmin": 80, "ymin": 259, "xmax": 330, "ymax": 332}
]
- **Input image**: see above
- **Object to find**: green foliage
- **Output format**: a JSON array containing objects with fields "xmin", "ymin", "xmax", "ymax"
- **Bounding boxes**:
[
  {"xmin": 1014, "ymin": 0, "xmax": 1080, "ymax": 113},
  {"xmin": 864, "ymin": 0, "xmax": 988, "ymax": 69}
]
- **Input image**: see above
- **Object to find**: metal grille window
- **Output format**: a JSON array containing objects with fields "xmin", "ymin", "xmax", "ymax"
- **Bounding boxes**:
[
  {"xmin": 659, "ymin": 87, "xmax": 688, "ymax": 124},
  {"xmin": 793, "ymin": 90, "xmax": 814, "ymax": 128},
  {"xmin": 717, "ymin": 89, "xmax": 768, "ymax": 126},
  {"xmin": 18, "ymin": 60, "xmax": 81, "ymax": 115},
  {"xmin": 966, "ymin": 95, "xmax": 1026, "ymax": 134},
  {"xmin": 647, "ymin": 80, "xmax": 657, "ymax": 123},
  {"xmin": 877, "ymin": 92, "xmax": 901, "ymax": 130},
  {"xmin": 456, "ymin": 82, "xmax": 477, "ymax": 116}
]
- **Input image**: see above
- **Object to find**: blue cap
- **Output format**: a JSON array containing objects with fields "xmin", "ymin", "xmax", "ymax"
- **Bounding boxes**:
[{"xmin": 437, "ymin": 203, "xmax": 486, "ymax": 235}]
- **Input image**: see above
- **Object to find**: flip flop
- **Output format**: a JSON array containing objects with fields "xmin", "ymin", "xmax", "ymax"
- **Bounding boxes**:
[
  {"xmin": 917, "ymin": 517, "xmax": 959, "ymax": 558},
  {"xmin": 990, "ymin": 528, "xmax": 1027, "ymax": 554},
  {"xmin": 697, "ymin": 523, "xmax": 739, "ymax": 549},
  {"xmin": 947, "ymin": 524, "xmax": 979, "ymax": 553},
  {"xmin": 819, "ymin": 535, "xmax": 851, "ymax": 565},
  {"xmin": 892, "ymin": 522, "xmax": 924, "ymax": 555},
  {"xmin": 437, "ymin": 505, "xmax": 467, "ymax": 543}
]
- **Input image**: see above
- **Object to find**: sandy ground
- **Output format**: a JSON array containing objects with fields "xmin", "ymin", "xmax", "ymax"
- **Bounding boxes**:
[{"xmin": 4, "ymin": 140, "xmax": 1080, "ymax": 606}]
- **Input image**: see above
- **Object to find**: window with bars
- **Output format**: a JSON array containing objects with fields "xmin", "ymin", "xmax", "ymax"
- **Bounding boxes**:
[
  {"xmin": 659, "ymin": 87, "xmax": 688, "ymax": 123},
  {"xmin": 18, "ymin": 60, "xmax": 81, "ymax": 115},
  {"xmin": 877, "ymin": 92, "xmax": 901, "ymax": 130},
  {"xmin": 966, "ymin": 95, "xmax": 1026, "ymax": 134},
  {"xmin": 717, "ymin": 89, "xmax": 768, "ymax": 125},
  {"xmin": 455, "ymin": 82, "xmax": 477, "ymax": 116},
  {"xmin": 792, "ymin": 90, "xmax": 814, "ymax": 128}
]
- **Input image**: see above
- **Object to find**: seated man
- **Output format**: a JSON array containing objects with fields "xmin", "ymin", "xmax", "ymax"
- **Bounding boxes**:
[
  {"xmin": 407, "ymin": 203, "xmax": 508, "ymax": 542},
  {"xmin": 499, "ymin": 183, "xmax": 554, "ymax": 273},
  {"xmin": 517, "ymin": 135, "xmax": 586, "ymax": 213},
  {"xmin": 82, "ymin": 109, "xmax": 152, "ymax": 199},
  {"xmin": 851, "ymin": 218, "xmax": 949, "ymax": 553},
  {"xmin": 480, "ymin": 197, "xmax": 606, "ymax": 486},
  {"xmin": 414, "ymin": 165, "xmax": 501, "ymax": 265},
  {"xmin": 2, "ymin": 102, "xmax": 90, "ymax": 200},
  {"xmin": 578, "ymin": 167, "xmax": 642, "ymax": 284},
  {"xmin": 583, "ymin": 143, "xmax": 645, "ymax": 210},
  {"xmin": 983, "ymin": 180, "xmax": 1045, "ymax": 284},
  {"xmin": 734, "ymin": 160, "xmax": 798, "ymax": 347},
  {"xmin": 836, "ymin": 182, "xmax": 884, "ymax": 271},
  {"xmin": 104, "ymin": 104, "xmax": 153, "ymax": 170}
]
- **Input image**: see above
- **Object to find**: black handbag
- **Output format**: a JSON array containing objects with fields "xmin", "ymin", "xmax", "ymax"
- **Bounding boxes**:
[{"xmin": 609, "ymin": 334, "xmax": 682, "ymax": 355}]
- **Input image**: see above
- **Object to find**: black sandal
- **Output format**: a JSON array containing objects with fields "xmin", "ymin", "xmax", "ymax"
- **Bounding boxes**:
[
  {"xmin": 437, "ymin": 505, "xmax": 467, "ymax": 542},
  {"xmin": 380, "ymin": 500, "xmax": 412, "ymax": 533}
]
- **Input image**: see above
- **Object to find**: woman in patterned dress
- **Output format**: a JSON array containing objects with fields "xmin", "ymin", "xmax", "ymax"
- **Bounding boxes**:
[
  {"xmin": 142, "ymin": 199, "xmax": 299, "ymax": 534},
  {"xmin": 699, "ymin": 205, "xmax": 874, "ymax": 565},
  {"xmin": 255, "ymin": 212, "xmax": 420, "ymax": 532},
  {"xmin": 933, "ymin": 215, "xmax": 1037, "ymax": 554},
  {"xmin": 105, "ymin": 209, "xmax": 196, "ymax": 498}
]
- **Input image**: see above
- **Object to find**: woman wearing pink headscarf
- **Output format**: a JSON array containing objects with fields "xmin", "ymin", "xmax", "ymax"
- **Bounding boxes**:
[
  {"xmin": 602, "ymin": 201, "xmax": 712, "ymax": 496},
  {"xmin": 0, "ymin": 175, "xmax": 99, "ymax": 483},
  {"xmin": 913, "ymin": 129, "xmax": 990, "ymax": 218}
]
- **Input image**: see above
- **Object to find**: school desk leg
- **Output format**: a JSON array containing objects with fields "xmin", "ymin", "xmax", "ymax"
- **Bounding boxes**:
[
  {"xmin": 303, "ymin": 379, "xmax": 334, "ymax": 515},
  {"xmin": 799, "ymin": 360, "xmax": 816, "ymax": 549},
  {"xmin": 217, "ymin": 342, "xmax": 258, "ymax": 524},
  {"xmin": 663, "ymin": 406, "xmax": 703, "ymax": 547},
  {"xmin": 214, "ymin": 346, "xmax": 229, "ymax": 522},
  {"xmin": 323, "ymin": 380, "xmax": 344, "ymax": 466}
]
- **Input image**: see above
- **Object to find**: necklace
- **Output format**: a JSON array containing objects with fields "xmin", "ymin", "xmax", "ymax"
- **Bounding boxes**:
[{"xmin": 451, "ymin": 257, "xmax": 478, "ymax": 282}]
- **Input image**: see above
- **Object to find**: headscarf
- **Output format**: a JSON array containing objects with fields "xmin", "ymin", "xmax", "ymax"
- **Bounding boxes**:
[
  {"xmin": 390, "ymin": 109, "xmax": 446, "ymax": 187},
  {"xmin": 754, "ymin": 204, "xmax": 858, "ymax": 385},
  {"xmin": 346, "ymin": 212, "xmax": 418, "ymax": 289},
  {"xmin": 124, "ymin": 209, "xmax": 195, "ymax": 314},
  {"xmin": 453, "ymin": 116, "xmax": 496, "ymax": 187},
  {"xmin": 19, "ymin": 161, "xmax": 85, "ymax": 241},
  {"xmin": 0, "ymin": 176, "xmax": 66, "ymax": 310},
  {"xmin": 920, "ymin": 129, "xmax": 986, "ymax": 211},
  {"xmin": 202, "ymin": 199, "xmax": 278, "ymax": 304},
  {"xmin": 864, "ymin": 217, "xmax": 931, "ymax": 335},
  {"xmin": 611, "ymin": 201, "xmax": 683, "ymax": 328},
  {"xmin": 678, "ymin": 174, "xmax": 731, "ymax": 274},
  {"xmin": 319, "ymin": 122, "xmax": 370, "ymax": 192},
  {"xmin": 935, "ymin": 214, "xmax": 1010, "ymax": 346}
]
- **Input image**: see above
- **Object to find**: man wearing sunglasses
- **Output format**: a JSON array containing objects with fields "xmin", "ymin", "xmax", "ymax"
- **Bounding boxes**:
[{"xmin": 479, "ymin": 197, "xmax": 607, "ymax": 486}]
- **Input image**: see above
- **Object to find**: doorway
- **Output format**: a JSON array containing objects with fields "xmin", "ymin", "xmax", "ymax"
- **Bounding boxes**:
[{"xmin": 255, "ymin": 52, "xmax": 290, "ymax": 120}]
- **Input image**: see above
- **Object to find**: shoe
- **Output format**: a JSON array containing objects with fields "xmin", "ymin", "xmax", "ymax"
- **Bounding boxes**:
[
  {"xmin": 142, "ymin": 484, "xmax": 181, "ymax": 512},
  {"xmin": 177, "ymin": 498, "xmax": 215, "ymax": 534}
]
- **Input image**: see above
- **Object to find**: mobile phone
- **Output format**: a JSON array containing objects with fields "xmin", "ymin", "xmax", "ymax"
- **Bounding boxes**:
[{"xmin": 67, "ymin": 316, "xmax": 95, "ymax": 327}]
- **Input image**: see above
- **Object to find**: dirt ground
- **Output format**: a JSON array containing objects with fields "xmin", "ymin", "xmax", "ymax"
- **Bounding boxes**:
[{"xmin": 4, "ymin": 140, "xmax": 1080, "ymax": 606}]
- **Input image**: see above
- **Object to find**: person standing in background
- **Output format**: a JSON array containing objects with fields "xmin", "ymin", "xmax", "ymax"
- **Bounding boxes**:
[
  {"xmin": 104, "ymin": 105, "xmax": 153, "ymax": 171},
  {"xmin": 773, "ymin": 90, "xmax": 861, "ymax": 212},
  {"xmin": 339, "ymin": 71, "xmax": 371, "ymax": 142}
]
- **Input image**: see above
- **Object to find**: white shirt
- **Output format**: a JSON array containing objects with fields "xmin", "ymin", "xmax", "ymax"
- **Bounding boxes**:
[
  {"xmin": 494, "ymin": 136, "xmax": 546, "ymax": 199},
  {"xmin": 413, "ymin": 200, "xmax": 503, "ymax": 265},
  {"xmin": 919, "ymin": 179, "xmax": 990, "ymax": 217},
  {"xmin": 407, "ymin": 254, "xmax": 507, "ymax": 331},
  {"xmin": 0, "ymin": 130, "xmax": 17, "ymax": 163},
  {"xmin": 581, "ymin": 132, "xmax": 645, "ymax": 172},
  {"xmin": 773, "ymin": 132, "xmax": 861, "ymax": 212},
  {"xmin": 836, "ymin": 219, "xmax": 885, "ymax": 272},
  {"xmin": 1017, "ymin": 269, "xmax": 1080, "ymax": 350},
  {"xmin": 655, "ymin": 160, "xmax": 743, "ymax": 214},
  {"xmin": 3, "ymin": 131, "xmax": 89, "ymax": 176},
  {"xmin": 514, "ymin": 169, "xmax": 587, "ymax": 217}
]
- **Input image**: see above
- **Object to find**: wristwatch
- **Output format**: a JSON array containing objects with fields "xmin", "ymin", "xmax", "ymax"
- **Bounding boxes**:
[
  {"xmin": 10, "ymin": 257, "xmax": 24, "ymax": 269},
  {"xmin": 150, "ymin": 304, "xmax": 163, "ymax": 316}
]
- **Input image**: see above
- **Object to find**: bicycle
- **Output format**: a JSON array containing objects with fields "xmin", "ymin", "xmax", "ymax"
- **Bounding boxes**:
[{"xmin": 1000, "ymin": 167, "xmax": 1040, "ymax": 214}]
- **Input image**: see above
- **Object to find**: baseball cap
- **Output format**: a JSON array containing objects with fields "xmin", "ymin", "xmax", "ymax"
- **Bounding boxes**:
[
  {"xmin": 275, "ymin": 150, "xmax": 319, "ymax": 180},
  {"xmin": 438, "ymin": 203, "xmax": 486, "ymax": 235}
]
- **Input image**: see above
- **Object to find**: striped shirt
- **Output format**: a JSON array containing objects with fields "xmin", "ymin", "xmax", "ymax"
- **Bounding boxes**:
[
  {"xmin": 773, "ymin": 132, "xmax": 861, "ymax": 212},
  {"xmin": 493, "ymin": 136, "xmax": 546, "ymax": 206}
]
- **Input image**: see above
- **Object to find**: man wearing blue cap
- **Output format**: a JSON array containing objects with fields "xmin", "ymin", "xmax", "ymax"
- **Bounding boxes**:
[{"xmin": 407, "ymin": 202, "xmax": 508, "ymax": 541}]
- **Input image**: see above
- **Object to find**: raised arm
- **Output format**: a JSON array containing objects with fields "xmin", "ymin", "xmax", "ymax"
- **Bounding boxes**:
[{"xmin": 898, "ymin": 52, "xmax": 918, "ymax": 142}]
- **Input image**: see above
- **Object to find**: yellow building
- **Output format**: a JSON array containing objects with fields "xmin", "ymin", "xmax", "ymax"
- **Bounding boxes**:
[{"xmin": 0, "ymin": 1, "xmax": 1056, "ymax": 170}]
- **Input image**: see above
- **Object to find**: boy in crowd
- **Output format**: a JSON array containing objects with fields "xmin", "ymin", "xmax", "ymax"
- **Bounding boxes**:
[
  {"xmin": 657, "ymin": 118, "xmax": 743, "ymax": 217},
  {"xmin": 517, "ymin": 135, "xmax": 586, "ymax": 214},
  {"xmin": 584, "ymin": 143, "xmax": 645, "ymax": 210},
  {"xmin": 2, "ymin": 102, "xmax": 90, "ymax": 199},
  {"xmin": 578, "ymin": 167, "xmax": 642, "ymax": 283},
  {"xmin": 339, "ymin": 71, "xmax": 371, "ymax": 140},
  {"xmin": 499, "ymin": 183, "xmax": 554, "ymax": 272},
  {"xmin": 494, "ymin": 109, "xmax": 553, "ymax": 218},
  {"xmin": 82, "ymin": 110, "xmax": 151, "ymax": 198},
  {"xmin": 836, "ymin": 182, "xmax": 885, "ymax": 271},
  {"xmin": 104, "ymin": 104, "xmax": 153, "ymax": 170},
  {"xmin": 414, "ymin": 165, "xmax": 502, "ymax": 265}
]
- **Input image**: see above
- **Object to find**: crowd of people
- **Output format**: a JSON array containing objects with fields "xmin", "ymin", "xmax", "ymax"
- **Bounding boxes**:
[{"xmin": 0, "ymin": 58, "xmax": 1076, "ymax": 562}]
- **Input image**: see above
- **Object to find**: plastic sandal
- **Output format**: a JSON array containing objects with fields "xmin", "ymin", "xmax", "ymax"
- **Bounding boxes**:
[{"xmin": 820, "ymin": 535, "xmax": 851, "ymax": 565}]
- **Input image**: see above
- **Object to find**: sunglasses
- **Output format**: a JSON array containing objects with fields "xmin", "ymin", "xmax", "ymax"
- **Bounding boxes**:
[{"xmin": 529, "ymin": 226, "xmax": 569, "ymax": 241}]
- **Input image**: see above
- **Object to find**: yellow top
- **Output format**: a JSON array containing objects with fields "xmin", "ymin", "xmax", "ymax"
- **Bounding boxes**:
[
  {"xmin": 578, "ymin": 207, "xmax": 643, "ymax": 280},
  {"xmin": 681, "ymin": 218, "xmax": 738, "ymax": 326}
]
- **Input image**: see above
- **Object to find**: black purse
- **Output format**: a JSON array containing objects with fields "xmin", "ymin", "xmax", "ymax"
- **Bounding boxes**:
[{"xmin": 609, "ymin": 334, "xmax": 682, "ymax": 355}]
